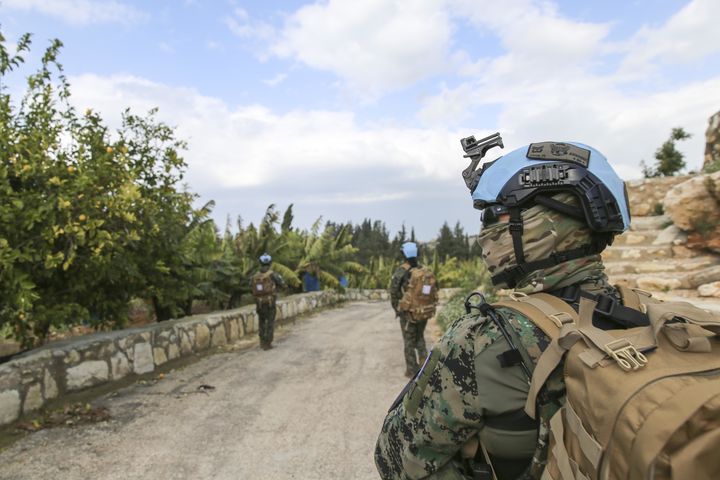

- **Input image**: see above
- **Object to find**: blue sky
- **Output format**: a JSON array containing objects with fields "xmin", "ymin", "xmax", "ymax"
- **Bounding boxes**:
[{"xmin": 2, "ymin": 0, "xmax": 719, "ymax": 240}]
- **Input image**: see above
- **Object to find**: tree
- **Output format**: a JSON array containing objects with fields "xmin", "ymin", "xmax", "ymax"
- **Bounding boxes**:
[
  {"xmin": 642, "ymin": 127, "xmax": 692, "ymax": 177},
  {"xmin": 0, "ymin": 31, "xmax": 204, "ymax": 344}
]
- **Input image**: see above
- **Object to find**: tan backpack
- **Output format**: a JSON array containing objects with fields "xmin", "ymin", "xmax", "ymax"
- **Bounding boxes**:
[
  {"xmin": 251, "ymin": 271, "xmax": 276, "ymax": 299},
  {"xmin": 398, "ymin": 266, "xmax": 438, "ymax": 321},
  {"xmin": 497, "ymin": 288, "xmax": 720, "ymax": 480}
]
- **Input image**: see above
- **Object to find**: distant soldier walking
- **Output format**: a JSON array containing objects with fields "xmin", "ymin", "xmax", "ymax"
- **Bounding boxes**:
[
  {"xmin": 389, "ymin": 242, "xmax": 439, "ymax": 377},
  {"xmin": 250, "ymin": 253, "xmax": 286, "ymax": 350}
]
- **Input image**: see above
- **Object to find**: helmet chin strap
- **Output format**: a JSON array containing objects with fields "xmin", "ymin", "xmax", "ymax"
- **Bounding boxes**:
[{"xmin": 492, "ymin": 201, "xmax": 613, "ymax": 288}]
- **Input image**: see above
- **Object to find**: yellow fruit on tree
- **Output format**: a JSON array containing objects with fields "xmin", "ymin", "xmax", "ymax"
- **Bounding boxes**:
[
  {"xmin": 79, "ymin": 214, "xmax": 87, "ymax": 222},
  {"xmin": 106, "ymin": 146, "xmax": 113, "ymax": 154}
]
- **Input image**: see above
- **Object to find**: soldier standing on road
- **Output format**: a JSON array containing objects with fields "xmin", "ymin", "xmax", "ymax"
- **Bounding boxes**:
[
  {"xmin": 375, "ymin": 139, "xmax": 645, "ymax": 479},
  {"xmin": 250, "ymin": 253, "xmax": 286, "ymax": 350},
  {"xmin": 390, "ymin": 242, "xmax": 439, "ymax": 378}
]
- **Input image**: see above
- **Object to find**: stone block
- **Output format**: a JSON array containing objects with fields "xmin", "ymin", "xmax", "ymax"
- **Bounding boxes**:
[
  {"xmin": 698, "ymin": 281, "xmax": 720, "ymax": 297},
  {"xmin": 66, "ymin": 360, "xmax": 109, "ymax": 391},
  {"xmin": 168, "ymin": 344, "xmax": 180, "ymax": 361},
  {"xmin": 133, "ymin": 342, "xmax": 154, "ymax": 374},
  {"xmin": 196, "ymin": 324, "xmax": 210, "ymax": 350},
  {"xmin": 44, "ymin": 369, "xmax": 58, "ymax": 400},
  {"xmin": 0, "ymin": 390, "xmax": 21, "ymax": 425},
  {"xmin": 153, "ymin": 347, "xmax": 168, "ymax": 366},
  {"xmin": 23, "ymin": 383, "xmax": 43, "ymax": 413},
  {"xmin": 227, "ymin": 320, "xmax": 238, "ymax": 342},
  {"xmin": 206, "ymin": 315, "xmax": 223, "ymax": 329},
  {"xmin": 65, "ymin": 349, "xmax": 81, "ymax": 365},
  {"xmin": 180, "ymin": 332, "xmax": 193, "ymax": 355},
  {"xmin": 211, "ymin": 327, "xmax": 227, "ymax": 347},
  {"xmin": 111, "ymin": 353, "xmax": 130, "ymax": 379}
]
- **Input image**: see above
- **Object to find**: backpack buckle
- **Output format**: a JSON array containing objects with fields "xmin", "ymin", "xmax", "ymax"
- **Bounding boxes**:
[
  {"xmin": 604, "ymin": 339, "xmax": 648, "ymax": 371},
  {"xmin": 595, "ymin": 294, "xmax": 617, "ymax": 317},
  {"xmin": 549, "ymin": 312, "xmax": 575, "ymax": 328},
  {"xmin": 509, "ymin": 291, "xmax": 528, "ymax": 302}
]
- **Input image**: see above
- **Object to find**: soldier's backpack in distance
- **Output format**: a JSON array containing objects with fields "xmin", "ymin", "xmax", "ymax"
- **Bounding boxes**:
[
  {"xmin": 251, "ymin": 271, "xmax": 276, "ymax": 299},
  {"xmin": 501, "ymin": 289, "xmax": 720, "ymax": 480},
  {"xmin": 398, "ymin": 266, "xmax": 438, "ymax": 321}
]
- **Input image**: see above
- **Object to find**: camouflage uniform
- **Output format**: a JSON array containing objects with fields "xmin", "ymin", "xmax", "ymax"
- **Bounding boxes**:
[
  {"xmin": 375, "ymin": 194, "xmax": 619, "ymax": 479},
  {"xmin": 251, "ymin": 266, "xmax": 286, "ymax": 349},
  {"xmin": 390, "ymin": 262, "xmax": 430, "ymax": 376}
]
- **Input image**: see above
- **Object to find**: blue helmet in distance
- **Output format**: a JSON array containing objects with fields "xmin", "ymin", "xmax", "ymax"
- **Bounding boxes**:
[
  {"xmin": 402, "ymin": 242, "xmax": 418, "ymax": 259},
  {"xmin": 460, "ymin": 135, "xmax": 631, "ymax": 287},
  {"xmin": 259, "ymin": 253, "xmax": 272, "ymax": 265}
]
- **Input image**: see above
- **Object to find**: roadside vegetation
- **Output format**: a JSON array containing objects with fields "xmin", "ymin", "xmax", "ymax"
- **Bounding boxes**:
[{"xmin": 0, "ymin": 31, "xmax": 491, "ymax": 351}]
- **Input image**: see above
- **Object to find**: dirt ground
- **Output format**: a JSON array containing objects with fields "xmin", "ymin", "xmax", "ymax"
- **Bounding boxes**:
[{"xmin": 0, "ymin": 301, "xmax": 428, "ymax": 480}]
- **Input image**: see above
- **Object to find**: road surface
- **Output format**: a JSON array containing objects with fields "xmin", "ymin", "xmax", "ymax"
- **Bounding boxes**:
[{"xmin": 0, "ymin": 301, "xmax": 433, "ymax": 480}]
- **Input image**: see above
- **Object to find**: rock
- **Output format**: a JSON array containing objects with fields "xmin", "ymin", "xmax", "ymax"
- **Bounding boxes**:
[
  {"xmin": 167, "ymin": 344, "xmax": 180, "ymax": 361},
  {"xmin": 44, "ymin": 369, "xmax": 58, "ymax": 400},
  {"xmin": 180, "ymin": 331, "xmax": 193, "ymax": 355},
  {"xmin": 111, "ymin": 353, "xmax": 130, "ymax": 379},
  {"xmin": 636, "ymin": 276, "xmax": 683, "ymax": 291},
  {"xmin": 705, "ymin": 110, "xmax": 720, "ymax": 169},
  {"xmin": 0, "ymin": 390, "xmax": 21, "ymax": 425},
  {"xmin": 664, "ymin": 172, "xmax": 720, "ymax": 231},
  {"xmin": 227, "ymin": 320, "xmax": 238, "ymax": 342},
  {"xmin": 23, "ymin": 384, "xmax": 43, "ymax": 413},
  {"xmin": 698, "ymin": 281, "xmax": 720, "ymax": 297},
  {"xmin": 66, "ymin": 360, "xmax": 109, "ymax": 390},
  {"xmin": 211, "ymin": 326, "xmax": 227, "ymax": 347},
  {"xmin": 195, "ymin": 324, "xmax": 210, "ymax": 350},
  {"xmin": 64, "ymin": 349, "xmax": 81, "ymax": 365},
  {"xmin": 153, "ymin": 347, "xmax": 168, "ymax": 366},
  {"xmin": 133, "ymin": 342, "xmax": 154, "ymax": 374},
  {"xmin": 626, "ymin": 177, "xmax": 690, "ymax": 217},
  {"xmin": 652, "ymin": 224, "xmax": 686, "ymax": 245}
]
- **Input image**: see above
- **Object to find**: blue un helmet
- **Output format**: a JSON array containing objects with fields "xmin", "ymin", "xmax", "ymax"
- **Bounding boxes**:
[
  {"xmin": 460, "ymin": 133, "xmax": 631, "ymax": 287},
  {"xmin": 401, "ymin": 242, "xmax": 418, "ymax": 259},
  {"xmin": 259, "ymin": 253, "xmax": 272, "ymax": 265}
]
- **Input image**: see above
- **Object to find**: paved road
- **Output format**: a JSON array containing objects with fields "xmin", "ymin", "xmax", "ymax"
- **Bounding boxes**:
[{"xmin": 0, "ymin": 301, "xmax": 431, "ymax": 480}]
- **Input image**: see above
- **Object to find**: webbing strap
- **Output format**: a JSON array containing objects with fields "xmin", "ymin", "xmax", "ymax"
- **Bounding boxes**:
[
  {"xmin": 549, "ymin": 410, "xmax": 583, "ymax": 480},
  {"xmin": 525, "ymin": 324, "xmax": 585, "ymax": 418},
  {"xmin": 646, "ymin": 301, "xmax": 720, "ymax": 352},
  {"xmin": 493, "ymin": 300, "xmax": 562, "ymax": 342},
  {"xmin": 628, "ymin": 383, "xmax": 720, "ymax": 480},
  {"xmin": 564, "ymin": 401, "xmax": 602, "ymax": 471}
]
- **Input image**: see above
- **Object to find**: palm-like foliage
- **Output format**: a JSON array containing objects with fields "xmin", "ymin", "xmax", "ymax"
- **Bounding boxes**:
[{"xmin": 296, "ymin": 220, "xmax": 365, "ymax": 289}]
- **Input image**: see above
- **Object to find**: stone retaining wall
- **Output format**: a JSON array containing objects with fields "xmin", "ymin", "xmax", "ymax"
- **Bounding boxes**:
[
  {"xmin": 0, "ymin": 288, "xmax": 452, "ymax": 427},
  {"xmin": 625, "ymin": 176, "xmax": 691, "ymax": 216}
]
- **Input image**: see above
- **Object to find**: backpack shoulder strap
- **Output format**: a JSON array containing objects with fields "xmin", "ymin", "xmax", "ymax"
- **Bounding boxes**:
[{"xmin": 493, "ymin": 292, "xmax": 578, "ymax": 341}]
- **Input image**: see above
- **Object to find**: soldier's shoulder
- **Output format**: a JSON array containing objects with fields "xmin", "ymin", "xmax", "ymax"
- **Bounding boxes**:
[{"xmin": 437, "ymin": 310, "xmax": 502, "ymax": 357}]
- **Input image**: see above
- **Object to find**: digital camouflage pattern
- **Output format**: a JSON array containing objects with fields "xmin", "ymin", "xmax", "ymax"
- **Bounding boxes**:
[{"xmin": 375, "ymin": 195, "xmax": 617, "ymax": 479}]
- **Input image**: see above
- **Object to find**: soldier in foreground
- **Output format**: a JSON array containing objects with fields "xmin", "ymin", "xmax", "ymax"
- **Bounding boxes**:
[
  {"xmin": 374, "ymin": 136, "xmax": 720, "ymax": 479},
  {"xmin": 390, "ymin": 242, "xmax": 439, "ymax": 377},
  {"xmin": 250, "ymin": 253, "xmax": 286, "ymax": 350}
]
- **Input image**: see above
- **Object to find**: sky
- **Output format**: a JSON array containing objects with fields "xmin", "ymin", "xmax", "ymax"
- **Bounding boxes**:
[{"xmin": 1, "ymin": 0, "xmax": 720, "ymax": 240}]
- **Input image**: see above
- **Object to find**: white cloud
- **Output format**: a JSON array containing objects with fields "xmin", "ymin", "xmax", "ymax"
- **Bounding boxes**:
[
  {"xmin": 1, "ymin": 0, "xmax": 148, "ymax": 25},
  {"xmin": 619, "ymin": 0, "xmax": 720, "ymax": 74},
  {"xmin": 67, "ymin": 74, "xmax": 466, "ymax": 191},
  {"xmin": 270, "ymin": 0, "xmax": 453, "ymax": 97},
  {"xmin": 263, "ymin": 73, "xmax": 287, "ymax": 87},
  {"xmin": 224, "ymin": 7, "xmax": 275, "ymax": 42}
]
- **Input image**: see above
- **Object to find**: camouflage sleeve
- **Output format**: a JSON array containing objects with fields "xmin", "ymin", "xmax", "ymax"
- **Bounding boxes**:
[
  {"xmin": 374, "ymin": 315, "xmax": 489, "ymax": 479},
  {"xmin": 389, "ymin": 266, "xmax": 409, "ymax": 312}
]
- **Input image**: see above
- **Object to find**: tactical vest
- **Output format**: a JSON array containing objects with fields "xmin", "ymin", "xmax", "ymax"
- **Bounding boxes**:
[
  {"xmin": 251, "ymin": 271, "xmax": 276, "ymax": 300},
  {"xmin": 398, "ymin": 266, "xmax": 438, "ymax": 322},
  {"xmin": 485, "ymin": 287, "xmax": 720, "ymax": 480}
]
